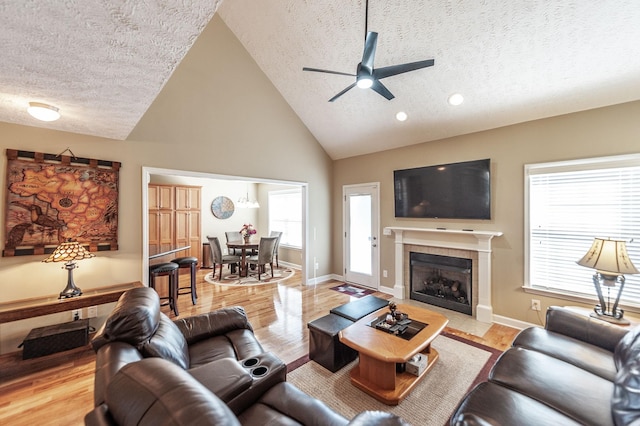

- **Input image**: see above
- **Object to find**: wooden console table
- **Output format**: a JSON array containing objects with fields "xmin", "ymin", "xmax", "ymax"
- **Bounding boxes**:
[{"xmin": 0, "ymin": 281, "xmax": 142, "ymax": 324}]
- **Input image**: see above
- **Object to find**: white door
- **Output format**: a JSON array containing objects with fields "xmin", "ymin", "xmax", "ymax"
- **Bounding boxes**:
[{"xmin": 344, "ymin": 183, "xmax": 379, "ymax": 288}]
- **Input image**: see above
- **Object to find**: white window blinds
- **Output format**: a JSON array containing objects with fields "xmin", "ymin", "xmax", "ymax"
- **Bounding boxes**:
[{"xmin": 525, "ymin": 154, "xmax": 640, "ymax": 306}]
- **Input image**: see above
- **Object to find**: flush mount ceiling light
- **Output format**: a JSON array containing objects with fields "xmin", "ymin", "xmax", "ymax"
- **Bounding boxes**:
[
  {"xmin": 396, "ymin": 111, "xmax": 408, "ymax": 121},
  {"xmin": 448, "ymin": 93, "xmax": 464, "ymax": 106},
  {"xmin": 27, "ymin": 102, "xmax": 61, "ymax": 122}
]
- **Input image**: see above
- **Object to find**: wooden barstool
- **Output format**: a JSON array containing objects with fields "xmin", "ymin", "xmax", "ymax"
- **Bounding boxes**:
[
  {"xmin": 148, "ymin": 262, "xmax": 179, "ymax": 316},
  {"xmin": 171, "ymin": 256, "xmax": 198, "ymax": 305}
]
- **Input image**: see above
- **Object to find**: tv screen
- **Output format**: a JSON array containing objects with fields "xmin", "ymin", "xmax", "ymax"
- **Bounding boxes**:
[{"xmin": 394, "ymin": 159, "xmax": 491, "ymax": 219}]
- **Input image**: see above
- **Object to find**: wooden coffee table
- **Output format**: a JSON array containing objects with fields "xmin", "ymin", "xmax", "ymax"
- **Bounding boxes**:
[{"xmin": 339, "ymin": 303, "xmax": 448, "ymax": 405}]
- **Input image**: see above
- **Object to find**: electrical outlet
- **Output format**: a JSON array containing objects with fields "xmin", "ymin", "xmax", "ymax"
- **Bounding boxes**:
[
  {"xmin": 383, "ymin": 269, "xmax": 388, "ymax": 278},
  {"xmin": 87, "ymin": 305, "xmax": 98, "ymax": 318},
  {"xmin": 71, "ymin": 309, "xmax": 82, "ymax": 321},
  {"xmin": 531, "ymin": 299, "xmax": 541, "ymax": 311}
]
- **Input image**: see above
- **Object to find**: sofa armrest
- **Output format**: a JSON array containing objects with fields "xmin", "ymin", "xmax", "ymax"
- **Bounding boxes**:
[
  {"xmin": 174, "ymin": 306, "xmax": 253, "ymax": 345},
  {"xmin": 189, "ymin": 358, "xmax": 253, "ymax": 402},
  {"xmin": 93, "ymin": 341, "xmax": 143, "ymax": 407},
  {"xmin": 545, "ymin": 306, "xmax": 628, "ymax": 352},
  {"xmin": 85, "ymin": 404, "xmax": 117, "ymax": 426}
]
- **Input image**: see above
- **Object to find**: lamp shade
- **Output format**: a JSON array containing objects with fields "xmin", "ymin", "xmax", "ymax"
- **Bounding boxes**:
[
  {"xmin": 576, "ymin": 237, "xmax": 639, "ymax": 275},
  {"xmin": 43, "ymin": 240, "xmax": 95, "ymax": 263}
]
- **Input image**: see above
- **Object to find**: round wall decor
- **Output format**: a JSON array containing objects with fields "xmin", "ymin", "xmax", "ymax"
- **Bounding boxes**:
[{"xmin": 211, "ymin": 196, "xmax": 235, "ymax": 219}]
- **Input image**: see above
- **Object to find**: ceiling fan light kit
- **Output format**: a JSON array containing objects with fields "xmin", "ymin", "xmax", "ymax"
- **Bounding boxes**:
[{"xmin": 303, "ymin": 0, "xmax": 434, "ymax": 102}]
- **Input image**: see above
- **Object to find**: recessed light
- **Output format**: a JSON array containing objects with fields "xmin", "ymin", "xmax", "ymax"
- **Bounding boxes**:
[
  {"xmin": 27, "ymin": 102, "xmax": 61, "ymax": 121},
  {"xmin": 396, "ymin": 111, "xmax": 408, "ymax": 121},
  {"xmin": 448, "ymin": 93, "xmax": 464, "ymax": 106}
]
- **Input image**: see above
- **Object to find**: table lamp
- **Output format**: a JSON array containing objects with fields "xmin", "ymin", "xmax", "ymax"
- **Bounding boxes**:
[
  {"xmin": 43, "ymin": 239, "xmax": 95, "ymax": 299},
  {"xmin": 576, "ymin": 237, "xmax": 639, "ymax": 324}
]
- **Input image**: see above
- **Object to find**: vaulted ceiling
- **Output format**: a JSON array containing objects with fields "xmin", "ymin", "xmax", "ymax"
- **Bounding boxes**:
[{"xmin": 1, "ymin": 1, "xmax": 639, "ymax": 160}]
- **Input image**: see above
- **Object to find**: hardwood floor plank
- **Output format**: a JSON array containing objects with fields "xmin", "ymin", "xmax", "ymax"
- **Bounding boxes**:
[{"xmin": 0, "ymin": 268, "xmax": 519, "ymax": 426}]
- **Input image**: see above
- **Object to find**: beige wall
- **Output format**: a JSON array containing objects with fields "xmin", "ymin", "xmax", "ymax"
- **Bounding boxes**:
[
  {"xmin": 333, "ymin": 100, "xmax": 640, "ymax": 325},
  {"xmin": 0, "ymin": 15, "xmax": 332, "ymax": 353}
]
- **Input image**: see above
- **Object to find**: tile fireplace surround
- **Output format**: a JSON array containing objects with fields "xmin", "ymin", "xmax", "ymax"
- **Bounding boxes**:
[{"xmin": 384, "ymin": 227, "xmax": 503, "ymax": 323}]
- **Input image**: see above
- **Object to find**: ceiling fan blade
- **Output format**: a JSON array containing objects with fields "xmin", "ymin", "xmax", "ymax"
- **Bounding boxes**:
[
  {"xmin": 370, "ymin": 80, "xmax": 394, "ymax": 100},
  {"xmin": 328, "ymin": 82, "xmax": 357, "ymax": 102},
  {"xmin": 361, "ymin": 31, "xmax": 378, "ymax": 72},
  {"xmin": 373, "ymin": 59, "xmax": 435, "ymax": 80},
  {"xmin": 303, "ymin": 67, "xmax": 355, "ymax": 77}
]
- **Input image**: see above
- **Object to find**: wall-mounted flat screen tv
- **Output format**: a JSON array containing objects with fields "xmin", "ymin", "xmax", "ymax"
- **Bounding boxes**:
[{"xmin": 394, "ymin": 159, "xmax": 491, "ymax": 219}]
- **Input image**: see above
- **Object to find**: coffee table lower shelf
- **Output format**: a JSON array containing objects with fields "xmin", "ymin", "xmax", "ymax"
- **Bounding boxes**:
[{"xmin": 349, "ymin": 347, "xmax": 440, "ymax": 405}]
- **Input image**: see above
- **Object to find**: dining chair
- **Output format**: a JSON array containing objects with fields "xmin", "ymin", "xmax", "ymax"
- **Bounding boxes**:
[
  {"xmin": 207, "ymin": 236, "xmax": 241, "ymax": 280},
  {"xmin": 269, "ymin": 231, "xmax": 283, "ymax": 268},
  {"xmin": 247, "ymin": 236, "xmax": 278, "ymax": 281},
  {"xmin": 225, "ymin": 231, "xmax": 243, "ymax": 255}
]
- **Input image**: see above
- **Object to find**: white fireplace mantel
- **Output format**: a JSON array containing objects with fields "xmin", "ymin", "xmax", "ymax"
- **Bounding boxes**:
[{"xmin": 384, "ymin": 226, "xmax": 503, "ymax": 323}]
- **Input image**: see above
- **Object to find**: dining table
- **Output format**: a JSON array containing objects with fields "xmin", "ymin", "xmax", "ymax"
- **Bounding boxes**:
[{"xmin": 226, "ymin": 240, "xmax": 259, "ymax": 277}]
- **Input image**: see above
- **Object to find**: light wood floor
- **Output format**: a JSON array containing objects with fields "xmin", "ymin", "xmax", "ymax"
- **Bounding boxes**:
[{"xmin": 0, "ymin": 268, "xmax": 519, "ymax": 426}]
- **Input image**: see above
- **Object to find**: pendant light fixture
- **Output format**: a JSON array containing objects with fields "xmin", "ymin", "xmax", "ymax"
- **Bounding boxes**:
[{"xmin": 237, "ymin": 183, "xmax": 260, "ymax": 208}]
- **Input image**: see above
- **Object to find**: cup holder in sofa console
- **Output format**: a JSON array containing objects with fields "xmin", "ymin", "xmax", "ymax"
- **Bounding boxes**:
[
  {"xmin": 242, "ymin": 358, "xmax": 259, "ymax": 368},
  {"xmin": 250, "ymin": 366, "xmax": 269, "ymax": 377}
]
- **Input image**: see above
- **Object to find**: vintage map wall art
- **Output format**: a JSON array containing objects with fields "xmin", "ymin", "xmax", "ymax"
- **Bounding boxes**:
[{"xmin": 3, "ymin": 149, "xmax": 120, "ymax": 257}]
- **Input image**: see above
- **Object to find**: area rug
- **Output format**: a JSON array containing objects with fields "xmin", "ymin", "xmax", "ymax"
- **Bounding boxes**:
[
  {"xmin": 203, "ymin": 266, "xmax": 295, "ymax": 286},
  {"xmin": 287, "ymin": 332, "xmax": 500, "ymax": 425},
  {"xmin": 330, "ymin": 284, "xmax": 374, "ymax": 298}
]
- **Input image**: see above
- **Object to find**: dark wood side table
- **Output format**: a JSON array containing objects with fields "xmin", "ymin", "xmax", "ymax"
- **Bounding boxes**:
[{"xmin": 0, "ymin": 281, "xmax": 142, "ymax": 324}]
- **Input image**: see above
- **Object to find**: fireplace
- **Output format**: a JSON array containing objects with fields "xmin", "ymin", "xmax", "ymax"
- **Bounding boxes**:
[
  {"xmin": 410, "ymin": 252, "xmax": 472, "ymax": 315},
  {"xmin": 385, "ymin": 226, "xmax": 502, "ymax": 323}
]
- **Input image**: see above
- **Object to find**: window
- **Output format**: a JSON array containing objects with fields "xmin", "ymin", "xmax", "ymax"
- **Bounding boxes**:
[
  {"xmin": 269, "ymin": 189, "xmax": 302, "ymax": 248},
  {"xmin": 525, "ymin": 154, "xmax": 640, "ymax": 307}
]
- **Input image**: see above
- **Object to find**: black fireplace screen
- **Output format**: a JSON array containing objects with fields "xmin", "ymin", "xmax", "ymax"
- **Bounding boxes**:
[{"xmin": 410, "ymin": 252, "xmax": 472, "ymax": 315}]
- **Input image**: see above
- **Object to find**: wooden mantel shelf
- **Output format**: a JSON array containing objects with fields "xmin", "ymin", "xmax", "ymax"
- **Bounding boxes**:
[{"xmin": 0, "ymin": 281, "xmax": 142, "ymax": 323}]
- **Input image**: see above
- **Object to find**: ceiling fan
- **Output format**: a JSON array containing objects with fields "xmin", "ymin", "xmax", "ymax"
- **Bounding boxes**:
[{"xmin": 303, "ymin": 0, "xmax": 434, "ymax": 102}]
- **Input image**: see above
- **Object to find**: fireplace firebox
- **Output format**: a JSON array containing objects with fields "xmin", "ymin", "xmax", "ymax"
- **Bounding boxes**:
[{"xmin": 410, "ymin": 252, "xmax": 472, "ymax": 315}]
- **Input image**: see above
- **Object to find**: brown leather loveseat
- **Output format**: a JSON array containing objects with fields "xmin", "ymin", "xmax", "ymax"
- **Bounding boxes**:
[
  {"xmin": 86, "ymin": 287, "xmax": 408, "ymax": 425},
  {"xmin": 450, "ymin": 306, "xmax": 640, "ymax": 425}
]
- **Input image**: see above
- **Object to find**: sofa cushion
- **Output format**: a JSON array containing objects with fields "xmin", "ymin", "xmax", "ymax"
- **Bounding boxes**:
[
  {"xmin": 612, "ymin": 324, "xmax": 640, "ymax": 425},
  {"xmin": 489, "ymin": 347, "xmax": 614, "ymax": 426},
  {"xmin": 449, "ymin": 381, "xmax": 582, "ymax": 426},
  {"xmin": 188, "ymin": 335, "xmax": 239, "ymax": 368},
  {"xmin": 614, "ymin": 324, "xmax": 640, "ymax": 371},
  {"xmin": 103, "ymin": 358, "xmax": 240, "ymax": 426},
  {"xmin": 189, "ymin": 358, "xmax": 252, "ymax": 402},
  {"xmin": 174, "ymin": 307, "xmax": 254, "ymax": 345},
  {"xmin": 513, "ymin": 326, "xmax": 617, "ymax": 381},
  {"xmin": 237, "ymin": 382, "xmax": 349, "ymax": 426},
  {"xmin": 140, "ymin": 313, "xmax": 190, "ymax": 369},
  {"xmin": 91, "ymin": 287, "xmax": 160, "ymax": 351}
]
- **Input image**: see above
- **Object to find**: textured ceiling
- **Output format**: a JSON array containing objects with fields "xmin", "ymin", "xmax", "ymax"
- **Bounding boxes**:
[
  {"xmin": 0, "ymin": 1, "xmax": 639, "ymax": 160},
  {"xmin": 0, "ymin": 0, "xmax": 222, "ymax": 140},
  {"xmin": 218, "ymin": 0, "xmax": 640, "ymax": 159}
]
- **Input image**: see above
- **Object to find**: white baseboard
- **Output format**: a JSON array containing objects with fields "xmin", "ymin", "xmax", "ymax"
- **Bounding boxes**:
[
  {"xmin": 492, "ymin": 314, "xmax": 539, "ymax": 330},
  {"xmin": 306, "ymin": 273, "xmax": 342, "ymax": 286}
]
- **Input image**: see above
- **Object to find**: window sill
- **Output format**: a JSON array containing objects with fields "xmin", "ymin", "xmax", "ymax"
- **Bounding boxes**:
[{"xmin": 522, "ymin": 286, "xmax": 640, "ymax": 315}]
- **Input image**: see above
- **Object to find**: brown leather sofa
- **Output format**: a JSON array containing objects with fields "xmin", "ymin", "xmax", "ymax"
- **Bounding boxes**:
[
  {"xmin": 450, "ymin": 306, "xmax": 640, "ymax": 426},
  {"xmin": 86, "ymin": 287, "xmax": 408, "ymax": 425}
]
